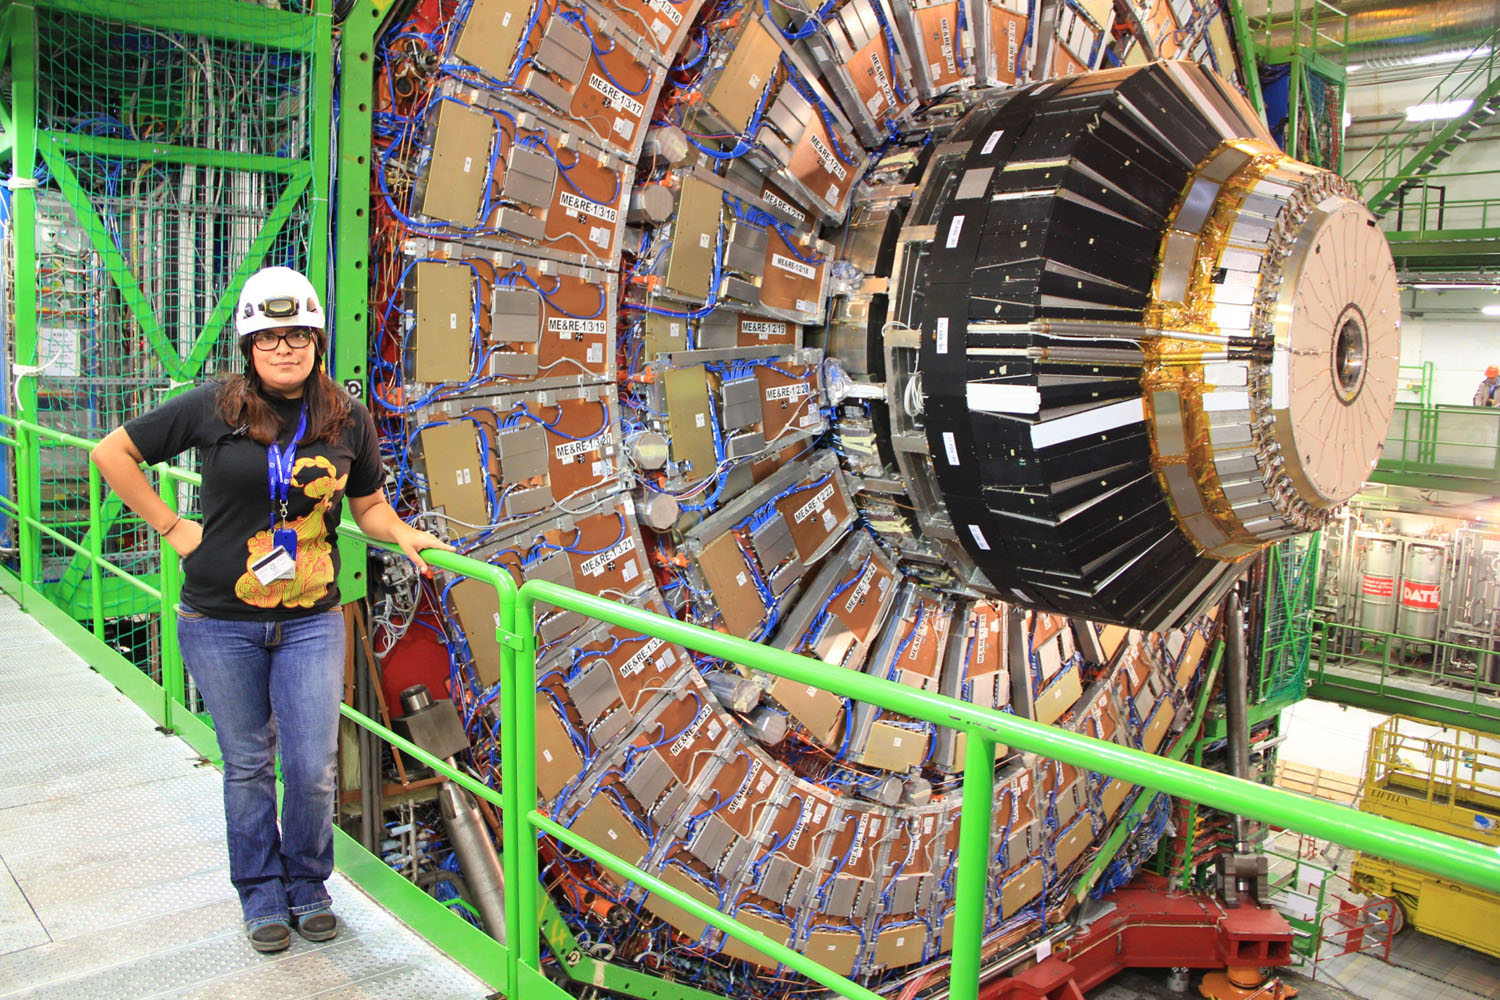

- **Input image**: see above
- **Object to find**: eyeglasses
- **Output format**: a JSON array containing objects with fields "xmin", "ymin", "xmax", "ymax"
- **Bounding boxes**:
[{"xmin": 250, "ymin": 328, "xmax": 317, "ymax": 351}]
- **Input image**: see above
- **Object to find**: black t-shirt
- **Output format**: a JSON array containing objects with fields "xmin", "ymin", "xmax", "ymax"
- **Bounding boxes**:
[{"xmin": 125, "ymin": 381, "xmax": 383, "ymax": 620}]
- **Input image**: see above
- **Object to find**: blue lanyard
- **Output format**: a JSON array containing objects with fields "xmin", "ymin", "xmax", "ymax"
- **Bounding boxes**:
[{"xmin": 267, "ymin": 405, "xmax": 308, "ymax": 530}]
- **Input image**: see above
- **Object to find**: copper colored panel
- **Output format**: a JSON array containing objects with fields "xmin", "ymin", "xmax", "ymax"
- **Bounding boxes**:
[
  {"xmin": 419, "ymin": 103, "xmax": 495, "ymax": 228},
  {"xmin": 569, "ymin": 796, "xmax": 650, "ymax": 879},
  {"xmin": 771, "ymin": 677, "xmax": 844, "ymax": 745},
  {"xmin": 705, "ymin": 19, "xmax": 780, "ymax": 133},
  {"xmin": 536, "ymin": 692, "xmax": 585, "ymax": 803},
  {"xmin": 641, "ymin": 865, "xmax": 719, "ymax": 938},
  {"xmin": 664, "ymin": 365, "xmax": 717, "ymax": 476},
  {"xmin": 874, "ymin": 921, "xmax": 926, "ymax": 968},
  {"xmin": 1142, "ymin": 700, "xmax": 1174, "ymax": 753},
  {"xmin": 803, "ymin": 929, "xmax": 861, "ymax": 977},
  {"xmin": 773, "ymin": 472, "xmax": 852, "ymax": 565},
  {"xmin": 413, "ymin": 261, "xmax": 477, "ymax": 383},
  {"xmin": 448, "ymin": 578, "xmax": 502, "ymax": 687},
  {"xmin": 451, "ymin": 0, "xmax": 533, "ymax": 80},
  {"xmin": 1054, "ymin": 818, "xmax": 1092, "ymax": 871},
  {"xmin": 421, "ymin": 420, "xmax": 489, "ymax": 530},
  {"xmin": 718, "ymin": 909, "xmax": 793, "ymax": 967},
  {"xmin": 757, "ymin": 363, "xmax": 821, "ymax": 445},
  {"xmin": 758, "ymin": 236, "xmax": 824, "ymax": 314},
  {"xmin": 858, "ymin": 720, "xmax": 927, "ymax": 771},
  {"xmin": 1001, "ymin": 860, "xmax": 1044, "ymax": 918},
  {"xmin": 1033, "ymin": 665, "xmax": 1082, "ymax": 726},
  {"xmin": 696, "ymin": 532, "xmax": 766, "ymax": 638},
  {"xmin": 1101, "ymin": 778, "xmax": 1132, "ymax": 818},
  {"xmin": 1176, "ymin": 630, "xmax": 1208, "ymax": 690}
]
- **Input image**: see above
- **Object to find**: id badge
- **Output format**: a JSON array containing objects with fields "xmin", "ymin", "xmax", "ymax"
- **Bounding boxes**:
[
  {"xmin": 273, "ymin": 527, "xmax": 298, "ymax": 562},
  {"xmin": 251, "ymin": 545, "xmax": 297, "ymax": 585}
]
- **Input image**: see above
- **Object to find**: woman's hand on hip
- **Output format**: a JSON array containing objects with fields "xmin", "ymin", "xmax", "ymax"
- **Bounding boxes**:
[
  {"xmin": 164, "ymin": 518, "xmax": 203, "ymax": 560},
  {"xmin": 396, "ymin": 523, "xmax": 455, "ymax": 577}
]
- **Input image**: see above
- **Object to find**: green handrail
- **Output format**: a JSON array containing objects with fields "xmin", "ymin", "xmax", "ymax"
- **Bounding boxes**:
[
  {"xmin": 5, "ymin": 413, "xmax": 1500, "ymax": 1000},
  {"xmin": 1343, "ymin": 25, "xmax": 1500, "ymax": 204}
]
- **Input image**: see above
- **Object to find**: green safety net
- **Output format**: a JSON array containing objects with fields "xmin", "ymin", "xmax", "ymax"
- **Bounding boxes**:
[{"xmin": 5, "ymin": 2, "xmax": 324, "ymax": 685}]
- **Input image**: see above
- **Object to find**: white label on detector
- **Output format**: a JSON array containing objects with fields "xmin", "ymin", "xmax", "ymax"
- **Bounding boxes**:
[
  {"xmin": 940, "ymin": 16, "xmax": 956, "ymax": 74},
  {"xmin": 982, "ymin": 130, "xmax": 1004, "ymax": 155},
  {"xmin": 793, "ymin": 483, "xmax": 835, "ymax": 524},
  {"xmin": 649, "ymin": 0, "xmax": 683, "ymax": 25},
  {"xmin": 555, "ymin": 438, "xmax": 598, "ymax": 461},
  {"xmin": 968, "ymin": 524, "xmax": 991, "ymax": 551},
  {"xmin": 808, "ymin": 133, "xmax": 848, "ymax": 181},
  {"xmin": 771, "ymin": 253, "xmax": 815, "ymax": 279},
  {"xmin": 943, "ymin": 431, "xmax": 959, "ymax": 465},
  {"xmin": 843, "ymin": 562, "xmax": 879, "ymax": 613},
  {"xmin": 559, "ymin": 191, "xmax": 618, "ymax": 224},
  {"xmin": 548, "ymin": 317, "xmax": 607, "ymax": 336},
  {"xmin": 766, "ymin": 383, "xmax": 810, "ymax": 402},
  {"xmin": 744, "ymin": 320, "xmax": 785, "ymax": 339},
  {"xmin": 620, "ymin": 637, "xmax": 666, "ymax": 678},
  {"xmin": 613, "ymin": 117, "xmax": 633, "ymax": 140},
  {"xmin": 589, "ymin": 225, "xmax": 610, "ymax": 248},
  {"xmin": 870, "ymin": 50, "xmax": 897, "ymax": 112},
  {"xmin": 935, "ymin": 316, "xmax": 949, "ymax": 354},
  {"xmin": 761, "ymin": 190, "xmax": 805, "ymax": 224},
  {"xmin": 945, "ymin": 214, "xmax": 965, "ymax": 248},
  {"xmin": 580, "ymin": 536, "xmax": 636, "ymax": 577},
  {"xmin": 589, "ymin": 74, "xmax": 644, "ymax": 116},
  {"xmin": 669, "ymin": 703, "xmax": 710, "ymax": 755}
]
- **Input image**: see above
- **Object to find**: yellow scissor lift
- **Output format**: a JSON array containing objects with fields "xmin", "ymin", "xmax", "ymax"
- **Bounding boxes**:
[{"xmin": 1350, "ymin": 715, "xmax": 1500, "ymax": 957}]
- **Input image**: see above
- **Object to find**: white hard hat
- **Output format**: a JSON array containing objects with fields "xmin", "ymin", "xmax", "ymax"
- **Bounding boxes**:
[{"xmin": 235, "ymin": 266, "xmax": 325, "ymax": 338}]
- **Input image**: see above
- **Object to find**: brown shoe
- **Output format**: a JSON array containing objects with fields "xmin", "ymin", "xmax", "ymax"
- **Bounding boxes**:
[
  {"xmin": 248, "ymin": 920, "xmax": 291, "ymax": 953},
  {"xmin": 295, "ymin": 910, "xmax": 339, "ymax": 942}
]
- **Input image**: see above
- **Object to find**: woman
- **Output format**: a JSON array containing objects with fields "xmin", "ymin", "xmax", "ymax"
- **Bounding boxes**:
[{"xmin": 92, "ymin": 265, "xmax": 453, "ymax": 953}]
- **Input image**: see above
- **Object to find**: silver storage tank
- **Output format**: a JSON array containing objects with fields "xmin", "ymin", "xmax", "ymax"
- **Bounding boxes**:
[
  {"xmin": 1397, "ymin": 543, "xmax": 1444, "ymax": 642},
  {"xmin": 1359, "ymin": 537, "xmax": 1398, "ymax": 635}
]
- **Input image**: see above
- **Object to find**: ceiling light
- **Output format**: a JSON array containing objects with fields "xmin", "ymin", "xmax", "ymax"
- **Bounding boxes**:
[
  {"xmin": 1407, "ymin": 281, "xmax": 1500, "ymax": 289},
  {"xmin": 1406, "ymin": 99, "xmax": 1473, "ymax": 122},
  {"xmin": 1482, "ymin": 304, "xmax": 1500, "ymax": 316}
]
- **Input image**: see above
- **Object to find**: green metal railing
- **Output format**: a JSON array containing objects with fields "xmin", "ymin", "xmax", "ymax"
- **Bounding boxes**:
[
  {"xmin": 6, "ymin": 417, "xmax": 1500, "ymax": 1000},
  {"xmin": 1342, "ymin": 25, "xmax": 1500, "ymax": 213},
  {"xmin": 1308, "ymin": 618, "xmax": 1500, "ymax": 734},
  {"xmin": 1374, "ymin": 402, "xmax": 1500, "ymax": 492},
  {"xmin": 1239, "ymin": 0, "xmax": 1349, "ymax": 168}
]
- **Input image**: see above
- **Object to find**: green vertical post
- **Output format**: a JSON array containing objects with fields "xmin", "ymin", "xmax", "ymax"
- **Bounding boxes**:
[
  {"xmin": 1228, "ymin": 0, "xmax": 1265, "ymax": 116},
  {"xmin": 306, "ymin": 0, "xmax": 334, "ymax": 294},
  {"xmin": 10, "ymin": 2, "xmax": 40, "ymax": 600},
  {"xmin": 331, "ymin": 0, "xmax": 387, "ymax": 605},
  {"xmin": 950, "ymin": 734, "xmax": 996, "ymax": 1000},
  {"xmin": 158, "ymin": 468, "xmax": 184, "ymax": 730},
  {"xmin": 86, "ymin": 461, "xmax": 105, "ymax": 639},
  {"xmin": 513, "ymin": 587, "xmax": 542, "ymax": 987}
]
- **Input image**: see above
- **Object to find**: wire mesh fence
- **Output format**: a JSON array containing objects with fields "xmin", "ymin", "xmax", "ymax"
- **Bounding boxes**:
[{"xmin": 2, "ymin": 0, "xmax": 329, "ymax": 683}]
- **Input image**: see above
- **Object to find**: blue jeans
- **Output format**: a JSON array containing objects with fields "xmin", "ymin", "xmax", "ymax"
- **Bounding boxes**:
[{"xmin": 177, "ymin": 604, "xmax": 345, "ymax": 928}]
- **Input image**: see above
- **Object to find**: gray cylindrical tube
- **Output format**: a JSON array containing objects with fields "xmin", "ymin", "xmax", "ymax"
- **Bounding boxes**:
[
  {"xmin": 439, "ymin": 781, "xmax": 508, "ymax": 944},
  {"xmin": 1223, "ymin": 591, "xmax": 1251, "ymax": 851}
]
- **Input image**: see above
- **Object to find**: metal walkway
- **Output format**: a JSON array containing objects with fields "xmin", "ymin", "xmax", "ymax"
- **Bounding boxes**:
[{"xmin": 0, "ymin": 594, "xmax": 493, "ymax": 1000}]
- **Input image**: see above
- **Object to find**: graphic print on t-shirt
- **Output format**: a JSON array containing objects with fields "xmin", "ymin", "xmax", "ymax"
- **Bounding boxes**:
[{"xmin": 234, "ymin": 454, "xmax": 348, "ymax": 609}]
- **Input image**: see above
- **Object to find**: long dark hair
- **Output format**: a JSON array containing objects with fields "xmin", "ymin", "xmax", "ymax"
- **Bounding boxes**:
[{"xmin": 216, "ymin": 335, "xmax": 352, "ymax": 446}]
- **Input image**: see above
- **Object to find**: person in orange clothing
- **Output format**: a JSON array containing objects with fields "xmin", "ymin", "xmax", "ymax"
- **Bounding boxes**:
[{"xmin": 1477, "ymin": 365, "xmax": 1500, "ymax": 407}]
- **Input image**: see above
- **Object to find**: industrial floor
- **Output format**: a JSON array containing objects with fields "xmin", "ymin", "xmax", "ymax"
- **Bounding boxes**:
[
  {"xmin": 3, "ymin": 592, "xmax": 1499, "ymax": 1000},
  {"xmin": 0, "ymin": 594, "xmax": 493, "ymax": 1000}
]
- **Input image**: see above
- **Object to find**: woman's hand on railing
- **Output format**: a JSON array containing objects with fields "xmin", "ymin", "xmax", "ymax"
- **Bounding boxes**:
[{"xmin": 163, "ymin": 518, "xmax": 202, "ymax": 560}]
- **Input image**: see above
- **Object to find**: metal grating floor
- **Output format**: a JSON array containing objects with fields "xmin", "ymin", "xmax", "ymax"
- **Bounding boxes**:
[{"xmin": 0, "ymin": 594, "xmax": 493, "ymax": 1000}]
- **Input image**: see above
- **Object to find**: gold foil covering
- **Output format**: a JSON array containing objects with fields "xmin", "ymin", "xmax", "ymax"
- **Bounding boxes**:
[{"xmin": 1143, "ymin": 138, "xmax": 1290, "ymax": 559}]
